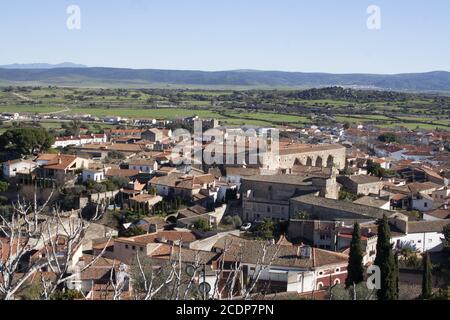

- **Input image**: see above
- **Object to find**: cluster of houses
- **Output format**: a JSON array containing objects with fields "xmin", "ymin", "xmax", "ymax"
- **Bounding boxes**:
[{"xmin": 1, "ymin": 120, "xmax": 450, "ymax": 299}]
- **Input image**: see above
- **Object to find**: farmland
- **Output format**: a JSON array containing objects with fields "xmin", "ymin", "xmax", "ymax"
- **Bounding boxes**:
[{"xmin": 0, "ymin": 86, "xmax": 449, "ymax": 131}]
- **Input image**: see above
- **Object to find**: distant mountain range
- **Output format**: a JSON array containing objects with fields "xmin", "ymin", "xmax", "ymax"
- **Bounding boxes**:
[
  {"xmin": 0, "ymin": 62, "xmax": 87, "ymax": 69},
  {"xmin": 0, "ymin": 64, "xmax": 450, "ymax": 92}
]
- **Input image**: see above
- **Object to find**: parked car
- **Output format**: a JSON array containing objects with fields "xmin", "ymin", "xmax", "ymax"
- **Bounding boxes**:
[{"xmin": 240, "ymin": 223, "xmax": 252, "ymax": 231}]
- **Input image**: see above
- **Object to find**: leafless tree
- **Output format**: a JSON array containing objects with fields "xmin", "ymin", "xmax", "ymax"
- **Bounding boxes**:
[
  {"xmin": 107, "ymin": 261, "xmax": 129, "ymax": 300},
  {"xmin": 131, "ymin": 244, "xmax": 180, "ymax": 300},
  {"xmin": 208, "ymin": 239, "xmax": 281, "ymax": 300},
  {"xmin": 0, "ymin": 192, "xmax": 110, "ymax": 300}
]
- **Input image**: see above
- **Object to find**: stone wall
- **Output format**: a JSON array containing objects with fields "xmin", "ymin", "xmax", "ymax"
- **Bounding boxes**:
[
  {"xmin": 79, "ymin": 190, "xmax": 120, "ymax": 209},
  {"xmin": 289, "ymin": 199, "xmax": 376, "ymax": 222},
  {"xmin": 240, "ymin": 175, "xmax": 340, "ymax": 222},
  {"xmin": 277, "ymin": 146, "xmax": 347, "ymax": 171}
]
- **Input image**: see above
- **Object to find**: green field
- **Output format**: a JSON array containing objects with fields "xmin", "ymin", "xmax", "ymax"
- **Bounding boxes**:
[
  {"xmin": 70, "ymin": 107, "xmax": 220, "ymax": 119},
  {"xmin": 0, "ymin": 105, "xmax": 66, "ymax": 114},
  {"xmin": 0, "ymin": 86, "xmax": 449, "ymax": 131}
]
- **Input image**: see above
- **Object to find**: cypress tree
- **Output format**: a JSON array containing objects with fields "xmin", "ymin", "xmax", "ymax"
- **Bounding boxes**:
[
  {"xmin": 421, "ymin": 252, "xmax": 432, "ymax": 299},
  {"xmin": 394, "ymin": 251, "xmax": 399, "ymax": 299},
  {"xmin": 374, "ymin": 215, "xmax": 398, "ymax": 300},
  {"xmin": 346, "ymin": 222, "xmax": 364, "ymax": 288}
]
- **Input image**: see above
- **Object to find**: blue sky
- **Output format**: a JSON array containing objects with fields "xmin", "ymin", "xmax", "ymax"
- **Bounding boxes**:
[{"xmin": 0, "ymin": 0, "xmax": 449, "ymax": 73}]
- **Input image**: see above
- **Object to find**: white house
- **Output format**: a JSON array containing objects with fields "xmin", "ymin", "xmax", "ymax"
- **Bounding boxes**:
[
  {"xmin": 411, "ymin": 184, "xmax": 444, "ymax": 212},
  {"xmin": 128, "ymin": 160, "xmax": 158, "ymax": 174},
  {"xmin": 52, "ymin": 134, "xmax": 107, "ymax": 148},
  {"xmin": 1, "ymin": 112, "xmax": 20, "ymax": 120},
  {"xmin": 412, "ymin": 193, "xmax": 435, "ymax": 212},
  {"xmin": 389, "ymin": 216, "xmax": 449, "ymax": 253},
  {"xmin": 353, "ymin": 195, "xmax": 391, "ymax": 211},
  {"xmin": 431, "ymin": 187, "xmax": 450, "ymax": 204},
  {"xmin": 2, "ymin": 159, "xmax": 37, "ymax": 178},
  {"xmin": 423, "ymin": 205, "xmax": 450, "ymax": 221},
  {"xmin": 82, "ymin": 167, "xmax": 109, "ymax": 183},
  {"xmin": 371, "ymin": 144, "xmax": 405, "ymax": 160}
]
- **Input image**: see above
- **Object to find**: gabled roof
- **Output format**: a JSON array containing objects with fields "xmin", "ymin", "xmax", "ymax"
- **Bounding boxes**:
[
  {"xmin": 214, "ymin": 236, "xmax": 348, "ymax": 269},
  {"xmin": 3, "ymin": 158, "xmax": 35, "ymax": 166},
  {"xmin": 341, "ymin": 175, "xmax": 381, "ymax": 185},
  {"xmin": 78, "ymin": 254, "xmax": 125, "ymax": 281},
  {"xmin": 292, "ymin": 194, "xmax": 394, "ymax": 220},
  {"xmin": 128, "ymin": 159, "xmax": 157, "ymax": 166},
  {"xmin": 149, "ymin": 244, "xmax": 219, "ymax": 265},
  {"xmin": 150, "ymin": 173, "xmax": 214, "ymax": 190},
  {"xmin": 407, "ymin": 182, "xmax": 442, "ymax": 194},
  {"xmin": 353, "ymin": 196, "xmax": 390, "ymax": 208},
  {"xmin": 116, "ymin": 230, "xmax": 199, "ymax": 246},
  {"xmin": 425, "ymin": 207, "xmax": 450, "ymax": 220},
  {"xmin": 178, "ymin": 205, "xmax": 209, "ymax": 218},
  {"xmin": 105, "ymin": 168, "xmax": 139, "ymax": 177},
  {"xmin": 407, "ymin": 220, "xmax": 450, "ymax": 233},
  {"xmin": 39, "ymin": 154, "xmax": 80, "ymax": 171}
]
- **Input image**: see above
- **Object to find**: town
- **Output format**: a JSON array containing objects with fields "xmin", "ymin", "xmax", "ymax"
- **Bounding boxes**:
[{"xmin": 0, "ymin": 105, "xmax": 449, "ymax": 301}]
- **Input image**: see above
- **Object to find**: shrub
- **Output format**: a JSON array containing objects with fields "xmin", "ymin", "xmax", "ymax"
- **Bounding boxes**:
[
  {"xmin": 50, "ymin": 289, "xmax": 84, "ymax": 300},
  {"xmin": 223, "ymin": 216, "xmax": 234, "ymax": 225},
  {"xmin": 0, "ymin": 181, "xmax": 9, "ymax": 192},
  {"xmin": 232, "ymin": 215, "xmax": 242, "ymax": 228},
  {"xmin": 194, "ymin": 219, "xmax": 211, "ymax": 232}
]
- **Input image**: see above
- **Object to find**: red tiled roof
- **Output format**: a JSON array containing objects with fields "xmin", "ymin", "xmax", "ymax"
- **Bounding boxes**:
[{"xmin": 116, "ymin": 231, "xmax": 199, "ymax": 246}]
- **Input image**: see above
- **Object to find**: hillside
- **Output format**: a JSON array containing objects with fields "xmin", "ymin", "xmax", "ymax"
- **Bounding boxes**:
[{"xmin": 0, "ymin": 67, "xmax": 450, "ymax": 92}]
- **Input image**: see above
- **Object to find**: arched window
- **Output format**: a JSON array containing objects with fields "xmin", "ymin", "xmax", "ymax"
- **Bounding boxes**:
[
  {"xmin": 306, "ymin": 157, "xmax": 313, "ymax": 166},
  {"xmin": 315, "ymin": 157, "xmax": 323, "ymax": 167},
  {"xmin": 327, "ymin": 155, "xmax": 334, "ymax": 168}
]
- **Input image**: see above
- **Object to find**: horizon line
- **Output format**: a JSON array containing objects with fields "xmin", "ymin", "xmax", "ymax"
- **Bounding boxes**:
[{"xmin": 1, "ymin": 63, "xmax": 449, "ymax": 75}]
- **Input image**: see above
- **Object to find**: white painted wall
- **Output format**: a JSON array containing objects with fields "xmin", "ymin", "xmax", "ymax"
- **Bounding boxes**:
[
  {"xmin": 82, "ymin": 170, "xmax": 105, "ymax": 182},
  {"xmin": 392, "ymin": 232, "xmax": 444, "ymax": 253},
  {"xmin": 129, "ymin": 162, "xmax": 158, "ymax": 174},
  {"xmin": 2, "ymin": 161, "xmax": 36, "ymax": 178},
  {"xmin": 412, "ymin": 197, "xmax": 434, "ymax": 212}
]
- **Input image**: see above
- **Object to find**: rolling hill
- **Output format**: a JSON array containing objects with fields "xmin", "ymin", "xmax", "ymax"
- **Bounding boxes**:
[{"xmin": 0, "ymin": 67, "xmax": 449, "ymax": 92}]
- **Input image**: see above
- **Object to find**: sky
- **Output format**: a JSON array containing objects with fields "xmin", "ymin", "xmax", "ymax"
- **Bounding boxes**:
[{"xmin": 0, "ymin": 0, "xmax": 449, "ymax": 74}]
